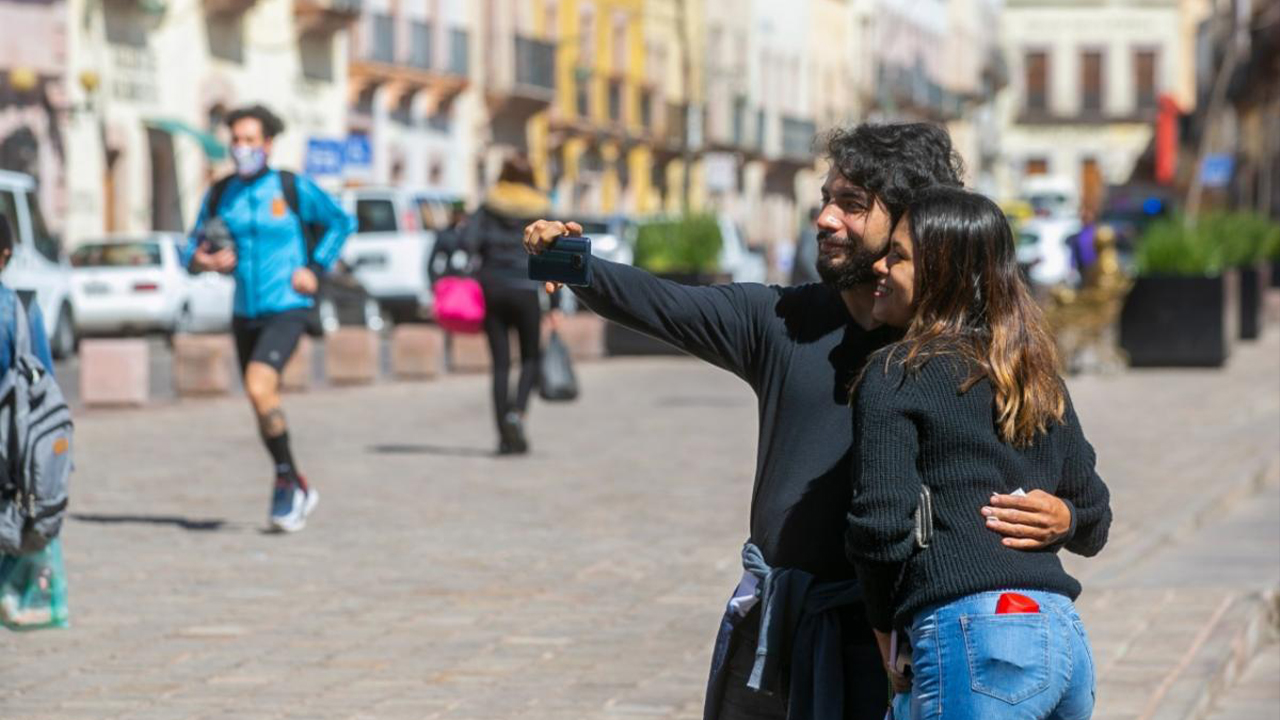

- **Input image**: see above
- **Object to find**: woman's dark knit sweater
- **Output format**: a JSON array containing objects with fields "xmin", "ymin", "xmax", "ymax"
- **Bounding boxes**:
[{"xmin": 845, "ymin": 351, "xmax": 1112, "ymax": 631}]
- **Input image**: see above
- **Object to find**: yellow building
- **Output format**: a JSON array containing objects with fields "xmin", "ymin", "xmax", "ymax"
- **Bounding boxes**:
[{"xmin": 533, "ymin": 0, "xmax": 647, "ymax": 216}]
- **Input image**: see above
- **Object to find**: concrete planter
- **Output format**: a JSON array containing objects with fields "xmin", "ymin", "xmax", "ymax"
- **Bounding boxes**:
[{"xmin": 1119, "ymin": 272, "xmax": 1237, "ymax": 367}]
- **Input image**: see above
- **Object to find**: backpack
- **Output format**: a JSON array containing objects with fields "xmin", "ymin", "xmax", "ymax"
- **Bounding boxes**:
[
  {"xmin": 0, "ymin": 298, "xmax": 73, "ymax": 555},
  {"xmin": 205, "ymin": 170, "xmax": 327, "ymax": 335}
]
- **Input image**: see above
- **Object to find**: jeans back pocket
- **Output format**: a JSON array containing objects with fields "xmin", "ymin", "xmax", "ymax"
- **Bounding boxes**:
[{"xmin": 961, "ymin": 613, "xmax": 1051, "ymax": 704}]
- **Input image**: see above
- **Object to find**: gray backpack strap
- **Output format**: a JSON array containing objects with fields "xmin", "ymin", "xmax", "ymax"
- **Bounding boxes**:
[{"xmin": 12, "ymin": 293, "xmax": 32, "ymax": 363}]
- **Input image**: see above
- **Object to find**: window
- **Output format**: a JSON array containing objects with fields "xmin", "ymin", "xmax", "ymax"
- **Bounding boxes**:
[
  {"xmin": 70, "ymin": 242, "xmax": 162, "ymax": 268},
  {"xmin": 355, "ymin": 198, "xmax": 398, "ymax": 233},
  {"xmin": 576, "ymin": 69, "xmax": 591, "ymax": 118},
  {"xmin": 1025, "ymin": 50, "xmax": 1048, "ymax": 113},
  {"xmin": 1081, "ymin": 50, "xmax": 1103, "ymax": 114},
  {"xmin": 608, "ymin": 78, "xmax": 622, "ymax": 122},
  {"xmin": 1025, "ymin": 157, "xmax": 1049, "ymax": 176},
  {"xmin": 371, "ymin": 14, "xmax": 395, "ymax": 63},
  {"xmin": 1135, "ymin": 49, "xmax": 1157, "ymax": 112},
  {"xmin": 639, "ymin": 88, "xmax": 653, "ymax": 128},
  {"xmin": 27, "ymin": 194, "xmax": 60, "ymax": 263},
  {"xmin": 410, "ymin": 21, "xmax": 432, "ymax": 69}
]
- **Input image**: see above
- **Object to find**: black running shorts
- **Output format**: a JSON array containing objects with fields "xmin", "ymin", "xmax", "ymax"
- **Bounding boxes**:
[{"xmin": 232, "ymin": 309, "xmax": 311, "ymax": 374}]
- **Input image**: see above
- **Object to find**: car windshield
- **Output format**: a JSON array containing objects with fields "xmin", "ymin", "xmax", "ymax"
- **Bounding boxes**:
[
  {"xmin": 70, "ymin": 242, "xmax": 162, "ymax": 268},
  {"xmin": 356, "ymin": 198, "xmax": 398, "ymax": 233}
]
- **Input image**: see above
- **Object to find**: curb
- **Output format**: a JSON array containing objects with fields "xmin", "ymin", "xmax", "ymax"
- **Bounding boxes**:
[{"xmin": 1139, "ymin": 589, "xmax": 1280, "ymax": 720}]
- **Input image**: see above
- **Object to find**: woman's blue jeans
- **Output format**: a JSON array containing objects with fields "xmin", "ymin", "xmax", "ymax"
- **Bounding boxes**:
[{"xmin": 904, "ymin": 590, "xmax": 1096, "ymax": 720}]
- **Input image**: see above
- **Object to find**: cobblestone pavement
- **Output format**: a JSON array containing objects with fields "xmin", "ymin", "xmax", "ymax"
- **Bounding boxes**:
[{"xmin": 3, "ymin": 325, "xmax": 1278, "ymax": 720}]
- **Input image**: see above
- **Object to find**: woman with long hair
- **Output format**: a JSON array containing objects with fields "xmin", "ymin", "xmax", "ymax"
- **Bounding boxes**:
[
  {"xmin": 468, "ymin": 155, "xmax": 557, "ymax": 455},
  {"xmin": 845, "ymin": 187, "xmax": 1112, "ymax": 719}
]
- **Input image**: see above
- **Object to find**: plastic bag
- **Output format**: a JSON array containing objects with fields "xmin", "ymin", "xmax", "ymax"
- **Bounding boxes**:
[
  {"xmin": 539, "ymin": 331, "xmax": 579, "ymax": 401},
  {"xmin": 0, "ymin": 537, "xmax": 69, "ymax": 630}
]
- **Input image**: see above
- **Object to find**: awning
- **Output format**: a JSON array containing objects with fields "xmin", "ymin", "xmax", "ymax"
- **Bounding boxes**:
[{"xmin": 144, "ymin": 119, "xmax": 227, "ymax": 160}]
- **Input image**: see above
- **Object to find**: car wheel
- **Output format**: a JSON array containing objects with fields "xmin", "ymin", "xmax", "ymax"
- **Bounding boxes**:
[
  {"xmin": 168, "ymin": 304, "xmax": 194, "ymax": 343},
  {"xmin": 364, "ymin": 298, "xmax": 386, "ymax": 333},
  {"xmin": 318, "ymin": 296, "xmax": 340, "ymax": 335},
  {"xmin": 51, "ymin": 303, "xmax": 77, "ymax": 360}
]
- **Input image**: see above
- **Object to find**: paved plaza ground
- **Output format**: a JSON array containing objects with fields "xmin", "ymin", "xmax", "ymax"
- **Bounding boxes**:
[{"xmin": 3, "ymin": 322, "xmax": 1278, "ymax": 720}]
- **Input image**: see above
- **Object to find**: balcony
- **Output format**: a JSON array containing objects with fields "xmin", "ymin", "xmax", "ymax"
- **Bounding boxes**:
[
  {"xmin": 514, "ymin": 36, "xmax": 555, "ymax": 98},
  {"xmin": 294, "ymin": 0, "xmax": 361, "ymax": 35},
  {"xmin": 487, "ymin": 35, "xmax": 555, "ymax": 120},
  {"xmin": 780, "ymin": 116, "xmax": 816, "ymax": 161},
  {"xmin": 350, "ymin": 18, "xmax": 470, "ymax": 112}
]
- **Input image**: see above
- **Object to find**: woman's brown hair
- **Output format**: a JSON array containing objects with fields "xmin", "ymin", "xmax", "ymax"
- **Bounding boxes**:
[{"xmin": 871, "ymin": 187, "xmax": 1065, "ymax": 446}]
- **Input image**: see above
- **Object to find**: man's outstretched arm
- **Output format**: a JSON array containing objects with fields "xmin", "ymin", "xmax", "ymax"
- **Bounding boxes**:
[{"xmin": 524, "ymin": 219, "xmax": 771, "ymax": 383}]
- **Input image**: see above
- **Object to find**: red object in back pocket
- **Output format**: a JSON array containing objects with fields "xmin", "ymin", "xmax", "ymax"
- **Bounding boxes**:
[{"xmin": 995, "ymin": 592, "xmax": 1040, "ymax": 614}]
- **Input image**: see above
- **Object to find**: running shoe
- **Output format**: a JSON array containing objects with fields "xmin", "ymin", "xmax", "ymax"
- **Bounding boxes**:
[{"xmin": 269, "ymin": 477, "xmax": 319, "ymax": 533}]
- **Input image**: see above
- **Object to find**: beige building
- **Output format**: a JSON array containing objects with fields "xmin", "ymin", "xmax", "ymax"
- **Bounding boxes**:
[
  {"xmin": 995, "ymin": 0, "xmax": 1185, "ymax": 209},
  {"xmin": 62, "ymin": 0, "xmax": 357, "ymax": 245}
]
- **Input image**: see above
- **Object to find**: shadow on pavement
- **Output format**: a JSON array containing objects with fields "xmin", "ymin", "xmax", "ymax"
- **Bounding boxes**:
[
  {"xmin": 367, "ymin": 444, "xmax": 495, "ymax": 458},
  {"xmin": 70, "ymin": 513, "xmax": 231, "ymax": 532}
]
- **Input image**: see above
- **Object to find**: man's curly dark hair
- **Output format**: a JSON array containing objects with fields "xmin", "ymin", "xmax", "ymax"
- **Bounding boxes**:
[
  {"xmin": 225, "ymin": 104, "xmax": 286, "ymax": 139},
  {"xmin": 823, "ymin": 123, "xmax": 965, "ymax": 225}
]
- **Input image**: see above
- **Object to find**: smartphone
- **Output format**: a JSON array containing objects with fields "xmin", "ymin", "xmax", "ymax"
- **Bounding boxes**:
[
  {"xmin": 201, "ymin": 217, "xmax": 233, "ymax": 253},
  {"xmin": 528, "ymin": 237, "xmax": 592, "ymax": 286}
]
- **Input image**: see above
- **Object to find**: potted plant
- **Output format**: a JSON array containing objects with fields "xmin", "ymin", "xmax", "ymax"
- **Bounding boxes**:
[
  {"xmin": 605, "ymin": 215, "xmax": 726, "ymax": 356},
  {"xmin": 1213, "ymin": 212, "xmax": 1278, "ymax": 340},
  {"xmin": 1120, "ymin": 218, "xmax": 1236, "ymax": 367}
]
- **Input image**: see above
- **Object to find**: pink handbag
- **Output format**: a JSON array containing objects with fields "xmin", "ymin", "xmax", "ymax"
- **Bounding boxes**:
[{"xmin": 433, "ymin": 277, "xmax": 486, "ymax": 334}]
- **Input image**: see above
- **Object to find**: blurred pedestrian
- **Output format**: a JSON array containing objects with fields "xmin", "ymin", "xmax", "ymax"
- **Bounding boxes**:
[
  {"xmin": 467, "ymin": 156, "xmax": 558, "ymax": 455},
  {"xmin": 1067, "ymin": 207, "xmax": 1100, "ymax": 283},
  {"xmin": 180, "ymin": 104, "xmax": 355, "ymax": 532},
  {"xmin": 525, "ymin": 123, "xmax": 1079, "ymax": 720}
]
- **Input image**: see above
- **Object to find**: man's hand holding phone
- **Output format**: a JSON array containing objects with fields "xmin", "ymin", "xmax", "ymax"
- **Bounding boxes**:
[
  {"xmin": 524, "ymin": 219, "xmax": 584, "ymax": 294},
  {"xmin": 524, "ymin": 219, "xmax": 591, "ymax": 289}
]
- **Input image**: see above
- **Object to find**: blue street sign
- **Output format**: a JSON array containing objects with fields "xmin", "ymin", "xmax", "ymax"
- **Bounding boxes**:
[
  {"xmin": 344, "ymin": 134, "xmax": 373, "ymax": 168},
  {"xmin": 1200, "ymin": 154, "xmax": 1234, "ymax": 188},
  {"xmin": 305, "ymin": 138, "xmax": 345, "ymax": 177}
]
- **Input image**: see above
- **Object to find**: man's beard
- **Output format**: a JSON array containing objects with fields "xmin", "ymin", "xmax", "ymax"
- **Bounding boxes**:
[{"xmin": 815, "ymin": 232, "xmax": 879, "ymax": 289}]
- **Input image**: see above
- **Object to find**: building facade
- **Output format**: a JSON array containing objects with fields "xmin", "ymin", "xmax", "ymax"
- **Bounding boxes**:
[
  {"xmin": 59, "ymin": 0, "xmax": 357, "ymax": 245},
  {"xmin": 996, "ymin": 0, "xmax": 1185, "ymax": 212}
]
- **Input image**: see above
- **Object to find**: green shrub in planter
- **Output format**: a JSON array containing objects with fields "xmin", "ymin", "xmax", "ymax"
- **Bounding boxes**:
[
  {"xmin": 1134, "ymin": 218, "xmax": 1222, "ymax": 276},
  {"xmin": 633, "ymin": 215, "xmax": 722, "ymax": 274}
]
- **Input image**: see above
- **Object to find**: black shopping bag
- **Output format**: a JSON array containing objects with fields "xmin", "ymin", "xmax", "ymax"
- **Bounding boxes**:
[{"xmin": 539, "ymin": 331, "xmax": 579, "ymax": 402}]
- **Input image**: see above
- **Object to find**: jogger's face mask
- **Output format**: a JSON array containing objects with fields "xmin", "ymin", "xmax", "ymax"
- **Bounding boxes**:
[{"xmin": 232, "ymin": 145, "xmax": 268, "ymax": 178}]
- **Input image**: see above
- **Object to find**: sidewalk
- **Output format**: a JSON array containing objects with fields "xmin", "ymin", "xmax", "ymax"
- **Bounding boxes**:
[{"xmin": 2, "ymin": 323, "xmax": 1278, "ymax": 719}]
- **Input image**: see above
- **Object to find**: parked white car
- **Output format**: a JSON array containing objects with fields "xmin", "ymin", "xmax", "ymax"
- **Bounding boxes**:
[
  {"xmin": 0, "ymin": 170, "xmax": 78, "ymax": 358},
  {"xmin": 70, "ymin": 234, "xmax": 234, "ymax": 336},
  {"xmin": 1016, "ymin": 217, "xmax": 1082, "ymax": 288},
  {"xmin": 340, "ymin": 187, "xmax": 462, "ymax": 322},
  {"xmin": 576, "ymin": 217, "xmax": 636, "ymax": 266}
]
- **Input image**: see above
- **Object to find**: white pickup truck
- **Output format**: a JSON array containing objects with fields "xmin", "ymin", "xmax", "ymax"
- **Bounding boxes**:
[{"xmin": 340, "ymin": 187, "xmax": 461, "ymax": 322}]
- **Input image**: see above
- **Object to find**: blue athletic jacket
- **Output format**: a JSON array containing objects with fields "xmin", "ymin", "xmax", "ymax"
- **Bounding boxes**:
[{"xmin": 181, "ymin": 169, "xmax": 355, "ymax": 319}]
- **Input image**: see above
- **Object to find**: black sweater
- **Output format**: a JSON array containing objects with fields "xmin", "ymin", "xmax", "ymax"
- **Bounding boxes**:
[
  {"xmin": 572, "ymin": 259, "xmax": 898, "ymax": 578},
  {"xmin": 846, "ymin": 352, "xmax": 1112, "ymax": 631}
]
